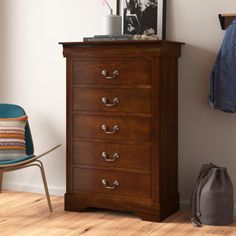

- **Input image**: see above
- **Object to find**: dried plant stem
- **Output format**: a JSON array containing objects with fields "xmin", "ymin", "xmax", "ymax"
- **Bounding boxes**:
[{"xmin": 105, "ymin": 1, "xmax": 113, "ymax": 14}]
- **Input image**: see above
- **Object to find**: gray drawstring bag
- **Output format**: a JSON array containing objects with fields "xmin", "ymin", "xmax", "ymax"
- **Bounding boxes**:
[{"xmin": 190, "ymin": 163, "xmax": 234, "ymax": 227}]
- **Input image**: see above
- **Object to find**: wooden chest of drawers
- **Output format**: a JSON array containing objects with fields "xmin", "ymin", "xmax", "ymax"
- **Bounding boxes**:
[{"xmin": 60, "ymin": 40, "xmax": 183, "ymax": 222}]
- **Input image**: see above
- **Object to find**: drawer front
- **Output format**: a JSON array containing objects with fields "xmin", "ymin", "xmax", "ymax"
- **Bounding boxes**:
[
  {"xmin": 72, "ymin": 59, "xmax": 151, "ymax": 85},
  {"xmin": 73, "ymin": 115, "xmax": 151, "ymax": 142},
  {"xmin": 73, "ymin": 141, "xmax": 151, "ymax": 170},
  {"xmin": 73, "ymin": 168, "xmax": 151, "ymax": 199},
  {"xmin": 73, "ymin": 88, "xmax": 151, "ymax": 113}
]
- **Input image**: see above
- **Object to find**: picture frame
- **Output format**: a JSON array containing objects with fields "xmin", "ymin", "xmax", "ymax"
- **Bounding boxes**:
[{"xmin": 118, "ymin": 0, "xmax": 166, "ymax": 39}]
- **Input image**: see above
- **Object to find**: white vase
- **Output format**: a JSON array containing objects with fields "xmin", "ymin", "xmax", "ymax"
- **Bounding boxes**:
[{"xmin": 103, "ymin": 14, "xmax": 122, "ymax": 35}]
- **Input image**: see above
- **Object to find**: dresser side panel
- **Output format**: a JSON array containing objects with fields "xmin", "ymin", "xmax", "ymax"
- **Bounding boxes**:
[{"xmin": 159, "ymin": 56, "xmax": 179, "ymax": 219}]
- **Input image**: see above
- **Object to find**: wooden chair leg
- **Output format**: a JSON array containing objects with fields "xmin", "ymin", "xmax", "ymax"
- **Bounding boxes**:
[
  {"xmin": 0, "ymin": 172, "xmax": 3, "ymax": 193},
  {"xmin": 35, "ymin": 160, "xmax": 53, "ymax": 212}
]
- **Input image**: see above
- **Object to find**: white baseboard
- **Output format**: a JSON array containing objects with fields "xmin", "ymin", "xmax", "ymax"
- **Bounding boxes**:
[
  {"xmin": 2, "ymin": 184, "xmax": 236, "ymax": 216},
  {"xmin": 3, "ymin": 182, "xmax": 65, "ymax": 196},
  {"xmin": 180, "ymin": 200, "xmax": 190, "ymax": 211}
]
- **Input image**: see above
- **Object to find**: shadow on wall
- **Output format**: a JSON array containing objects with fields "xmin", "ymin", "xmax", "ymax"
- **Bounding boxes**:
[
  {"xmin": 178, "ymin": 43, "xmax": 220, "ymax": 203},
  {"xmin": 0, "ymin": 0, "xmax": 9, "ymax": 101},
  {"xmin": 179, "ymin": 43, "xmax": 218, "ymax": 108}
]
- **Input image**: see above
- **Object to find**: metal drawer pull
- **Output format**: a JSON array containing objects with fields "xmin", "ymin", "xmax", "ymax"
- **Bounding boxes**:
[
  {"xmin": 102, "ymin": 152, "xmax": 120, "ymax": 162},
  {"xmin": 102, "ymin": 124, "xmax": 119, "ymax": 134},
  {"xmin": 101, "ymin": 69, "xmax": 119, "ymax": 79},
  {"xmin": 101, "ymin": 97, "xmax": 119, "ymax": 107},
  {"xmin": 102, "ymin": 179, "xmax": 119, "ymax": 189}
]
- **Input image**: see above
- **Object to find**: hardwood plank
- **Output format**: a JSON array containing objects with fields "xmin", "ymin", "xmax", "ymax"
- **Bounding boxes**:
[{"xmin": 0, "ymin": 191, "xmax": 235, "ymax": 236}]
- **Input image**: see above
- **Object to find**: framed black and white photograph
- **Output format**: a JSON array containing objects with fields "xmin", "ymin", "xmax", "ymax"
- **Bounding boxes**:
[{"xmin": 120, "ymin": 0, "xmax": 166, "ymax": 39}]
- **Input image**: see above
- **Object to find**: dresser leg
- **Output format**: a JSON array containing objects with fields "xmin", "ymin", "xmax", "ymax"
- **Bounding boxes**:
[
  {"xmin": 135, "ymin": 212, "xmax": 161, "ymax": 222},
  {"xmin": 65, "ymin": 203, "xmax": 87, "ymax": 212}
]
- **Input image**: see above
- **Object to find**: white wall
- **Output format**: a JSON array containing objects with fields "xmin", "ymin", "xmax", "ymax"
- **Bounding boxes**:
[
  {"xmin": 0, "ymin": 0, "xmax": 110, "ymax": 195},
  {"xmin": 0, "ymin": 0, "xmax": 235, "ymax": 209},
  {"xmin": 167, "ymin": 0, "xmax": 236, "ymax": 208}
]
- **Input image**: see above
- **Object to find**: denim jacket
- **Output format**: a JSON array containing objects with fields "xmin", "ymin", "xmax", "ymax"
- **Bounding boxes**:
[{"xmin": 208, "ymin": 19, "xmax": 236, "ymax": 112}]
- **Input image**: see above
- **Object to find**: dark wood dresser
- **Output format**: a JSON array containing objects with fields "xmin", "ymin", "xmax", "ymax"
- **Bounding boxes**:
[{"xmin": 60, "ymin": 40, "xmax": 183, "ymax": 222}]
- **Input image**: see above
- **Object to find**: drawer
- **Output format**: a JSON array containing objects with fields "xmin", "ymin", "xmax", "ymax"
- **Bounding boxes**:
[
  {"xmin": 73, "ymin": 115, "xmax": 151, "ymax": 142},
  {"xmin": 73, "ymin": 141, "xmax": 151, "ymax": 170},
  {"xmin": 72, "ymin": 59, "xmax": 151, "ymax": 85},
  {"xmin": 73, "ymin": 88, "xmax": 151, "ymax": 113},
  {"xmin": 73, "ymin": 168, "xmax": 151, "ymax": 199}
]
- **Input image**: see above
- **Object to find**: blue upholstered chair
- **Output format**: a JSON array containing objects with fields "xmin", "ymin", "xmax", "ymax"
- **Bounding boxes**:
[{"xmin": 0, "ymin": 104, "xmax": 60, "ymax": 212}]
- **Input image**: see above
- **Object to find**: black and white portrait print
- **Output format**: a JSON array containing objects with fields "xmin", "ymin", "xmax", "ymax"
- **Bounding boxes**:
[{"xmin": 123, "ymin": 0, "xmax": 158, "ymax": 36}]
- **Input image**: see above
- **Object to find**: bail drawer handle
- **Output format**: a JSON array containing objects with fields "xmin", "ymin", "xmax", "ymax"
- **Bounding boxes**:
[
  {"xmin": 101, "ymin": 97, "xmax": 119, "ymax": 107},
  {"xmin": 101, "ymin": 179, "xmax": 119, "ymax": 189},
  {"xmin": 101, "ymin": 124, "xmax": 119, "ymax": 134},
  {"xmin": 101, "ymin": 69, "xmax": 119, "ymax": 80},
  {"xmin": 101, "ymin": 152, "xmax": 120, "ymax": 162}
]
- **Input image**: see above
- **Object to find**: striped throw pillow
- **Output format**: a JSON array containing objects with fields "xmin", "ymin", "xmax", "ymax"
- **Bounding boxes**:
[{"xmin": 0, "ymin": 116, "xmax": 27, "ymax": 161}]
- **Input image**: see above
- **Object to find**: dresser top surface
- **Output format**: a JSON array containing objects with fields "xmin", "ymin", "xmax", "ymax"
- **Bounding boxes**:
[{"xmin": 59, "ymin": 40, "xmax": 184, "ymax": 47}]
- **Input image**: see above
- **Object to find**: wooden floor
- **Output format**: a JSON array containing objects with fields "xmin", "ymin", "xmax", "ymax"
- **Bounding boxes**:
[{"xmin": 0, "ymin": 191, "xmax": 235, "ymax": 236}]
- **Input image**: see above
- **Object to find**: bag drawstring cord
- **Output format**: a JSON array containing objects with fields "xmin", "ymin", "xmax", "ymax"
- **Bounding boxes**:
[{"xmin": 190, "ymin": 163, "xmax": 215, "ymax": 227}]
